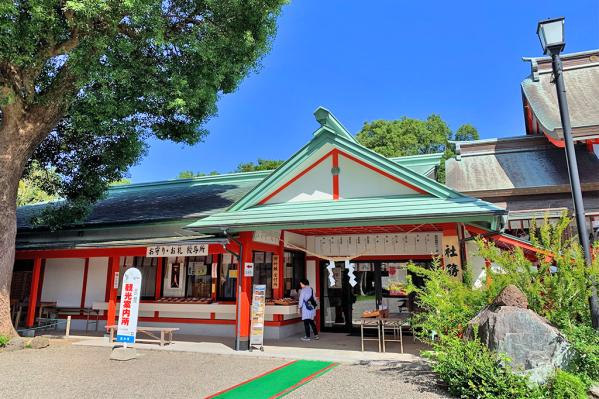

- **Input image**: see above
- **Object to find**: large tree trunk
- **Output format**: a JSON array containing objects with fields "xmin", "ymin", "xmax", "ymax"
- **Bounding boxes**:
[
  {"xmin": 0, "ymin": 101, "xmax": 49, "ymax": 337},
  {"xmin": 0, "ymin": 140, "xmax": 26, "ymax": 337}
]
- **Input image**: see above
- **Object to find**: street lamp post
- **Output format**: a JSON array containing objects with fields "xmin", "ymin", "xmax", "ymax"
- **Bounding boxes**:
[{"xmin": 537, "ymin": 17, "xmax": 599, "ymax": 329}]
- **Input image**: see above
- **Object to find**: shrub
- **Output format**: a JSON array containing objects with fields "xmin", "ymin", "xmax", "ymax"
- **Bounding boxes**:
[
  {"xmin": 546, "ymin": 370, "xmax": 588, "ymax": 399},
  {"xmin": 0, "ymin": 335, "xmax": 9, "ymax": 347},
  {"xmin": 425, "ymin": 336, "xmax": 545, "ymax": 399},
  {"xmin": 406, "ymin": 214, "xmax": 599, "ymax": 398},
  {"xmin": 406, "ymin": 259, "xmax": 488, "ymax": 342},
  {"xmin": 477, "ymin": 215, "xmax": 599, "ymax": 330},
  {"xmin": 564, "ymin": 325, "xmax": 599, "ymax": 384}
]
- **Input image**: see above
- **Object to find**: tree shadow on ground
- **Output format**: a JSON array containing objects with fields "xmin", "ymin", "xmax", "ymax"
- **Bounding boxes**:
[{"xmin": 355, "ymin": 360, "xmax": 452, "ymax": 398}]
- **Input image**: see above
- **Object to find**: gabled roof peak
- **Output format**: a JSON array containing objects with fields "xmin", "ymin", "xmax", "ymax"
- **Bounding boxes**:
[{"xmin": 313, "ymin": 106, "xmax": 358, "ymax": 143}]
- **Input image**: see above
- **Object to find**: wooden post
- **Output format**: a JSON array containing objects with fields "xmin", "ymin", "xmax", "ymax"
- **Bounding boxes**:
[
  {"xmin": 66, "ymin": 316, "xmax": 71, "ymax": 337},
  {"xmin": 106, "ymin": 256, "xmax": 120, "ymax": 327},
  {"xmin": 80, "ymin": 258, "xmax": 90, "ymax": 313},
  {"xmin": 26, "ymin": 257, "xmax": 43, "ymax": 327}
]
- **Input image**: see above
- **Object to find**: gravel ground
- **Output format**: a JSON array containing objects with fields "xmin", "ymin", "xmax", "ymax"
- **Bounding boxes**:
[
  {"xmin": 0, "ymin": 342, "xmax": 285, "ymax": 399},
  {"xmin": 0, "ymin": 342, "xmax": 452, "ymax": 399},
  {"xmin": 286, "ymin": 360, "xmax": 452, "ymax": 399}
]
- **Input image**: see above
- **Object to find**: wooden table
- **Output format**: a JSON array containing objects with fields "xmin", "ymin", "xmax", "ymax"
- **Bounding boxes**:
[
  {"xmin": 37, "ymin": 301, "xmax": 57, "ymax": 325},
  {"xmin": 106, "ymin": 325, "xmax": 179, "ymax": 347},
  {"xmin": 56, "ymin": 307, "xmax": 100, "ymax": 333},
  {"xmin": 360, "ymin": 313, "xmax": 411, "ymax": 353}
]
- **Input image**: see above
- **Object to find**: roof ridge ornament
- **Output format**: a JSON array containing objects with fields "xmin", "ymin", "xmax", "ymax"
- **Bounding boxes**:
[{"xmin": 313, "ymin": 106, "xmax": 358, "ymax": 143}]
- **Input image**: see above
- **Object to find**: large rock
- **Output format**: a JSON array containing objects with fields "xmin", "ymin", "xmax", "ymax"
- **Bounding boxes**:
[
  {"xmin": 492, "ymin": 284, "xmax": 528, "ymax": 309},
  {"xmin": 466, "ymin": 304, "xmax": 571, "ymax": 384},
  {"xmin": 29, "ymin": 336, "xmax": 50, "ymax": 349},
  {"xmin": 3, "ymin": 337, "xmax": 25, "ymax": 352}
]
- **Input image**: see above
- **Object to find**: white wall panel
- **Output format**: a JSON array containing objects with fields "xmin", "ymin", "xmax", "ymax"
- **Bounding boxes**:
[
  {"xmin": 267, "ymin": 159, "xmax": 333, "ymax": 203},
  {"xmin": 338, "ymin": 155, "xmax": 418, "ymax": 199},
  {"xmin": 84, "ymin": 257, "xmax": 108, "ymax": 307},
  {"xmin": 41, "ymin": 258, "xmax": 85, "ymax": 307}
]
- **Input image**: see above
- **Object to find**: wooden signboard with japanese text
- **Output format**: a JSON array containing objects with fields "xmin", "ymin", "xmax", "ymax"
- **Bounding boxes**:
[{"xmin": 272, "ymin": 254, "xmax": 280, "ymax": 290}]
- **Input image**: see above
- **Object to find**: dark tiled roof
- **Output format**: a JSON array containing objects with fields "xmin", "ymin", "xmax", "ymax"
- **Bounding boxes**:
[
  {"xmin": 16, "ymin": 171, "xmax": 269, "ymax": 230},
  {"xmin": 446, "ymin": 135, "xmax": 599, "ymax": 193},
  {"xmin": 522, "ymin": 49, "xmax": 599, "ymax": 141}
]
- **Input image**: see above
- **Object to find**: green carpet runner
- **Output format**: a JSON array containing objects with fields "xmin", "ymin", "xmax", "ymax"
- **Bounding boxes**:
[{"xmin": 206, "ymin": 360, "xmax": 337, "ymax": 399}]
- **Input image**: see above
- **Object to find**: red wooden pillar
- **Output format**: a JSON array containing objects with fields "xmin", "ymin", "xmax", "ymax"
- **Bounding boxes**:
[
  {"xmin": 106, "ymin": 256, "xmax": 120, "ymax": 327},
  {"xmin": 236, "ymin": 231, "xmax": 254, "ymax": 350},
  {"xmin": 26, "ymin": 257, "xmax": 43, "ymax": 327}
]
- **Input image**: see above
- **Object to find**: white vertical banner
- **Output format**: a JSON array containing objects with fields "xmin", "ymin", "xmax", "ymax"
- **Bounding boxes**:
[
  {"xmin": 326, "ymin": 260, "xmax": 336, "ymax": 287},
  {"xmin": 344, "ymin": 260, "xmax": 357, "ymax": 287},
  {"xmin": 116, "ymin": 267, "xmax": 142, "ymax": 344}
]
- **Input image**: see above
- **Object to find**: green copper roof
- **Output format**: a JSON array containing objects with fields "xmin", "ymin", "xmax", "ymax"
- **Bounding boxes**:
[
  {"xmin": 187, "ymin": 195, "xmax": 505, "ymax": 233},
  {"xmin": 390, "ymin": 153, "xmax": 444, "ymax": 176},
  {"xmin": 186, "ymin": 108, "xmax": 504, "ymax": 233},
  {"xmin": 228, "ymin": 124, "xmax": 462, "ymax": 212}
]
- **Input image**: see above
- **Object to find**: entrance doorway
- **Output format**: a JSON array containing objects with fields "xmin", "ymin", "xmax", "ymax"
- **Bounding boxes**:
[{"xmin": 319, "ymin": 259, "xmax": 432, "ymax": 332}]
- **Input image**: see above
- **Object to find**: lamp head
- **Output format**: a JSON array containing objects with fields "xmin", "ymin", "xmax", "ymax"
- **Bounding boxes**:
[{"xmin": 537, "ymin": 17, "xmax": 565, "ymax": 55}]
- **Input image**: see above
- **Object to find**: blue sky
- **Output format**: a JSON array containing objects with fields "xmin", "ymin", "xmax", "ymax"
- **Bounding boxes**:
[{"xmin": 128, "ymin": 0, "xmax": 599, "ymax": 183}]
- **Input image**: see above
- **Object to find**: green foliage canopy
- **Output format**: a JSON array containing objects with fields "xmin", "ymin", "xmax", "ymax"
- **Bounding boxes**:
[
  {"xmin": 355, "ymin": 115, "xmax": 479, "ymax": 183},
  {"xmin": 355, "ymin": 114, "xmax": 479, "ymax": 158},
  {"xmin": 17, "ymin": 162, "xmax": 60, "ymax": 206},
  {"xmin": 235, "ymin": 158, "xmax": 283, "ymax": 172},
  {"xmin": 1, "ymin": 0, "xmax": 286, "ymax": 228}
]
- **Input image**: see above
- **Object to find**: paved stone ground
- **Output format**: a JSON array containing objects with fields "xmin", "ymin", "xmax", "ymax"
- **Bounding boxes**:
[
  {"xmin": 0, "ymin": 342, "xmax": 452, "ymax": 398},
  {"xmin": 287, "ymin": 360, "xmax": 452, "ymax": 399}
]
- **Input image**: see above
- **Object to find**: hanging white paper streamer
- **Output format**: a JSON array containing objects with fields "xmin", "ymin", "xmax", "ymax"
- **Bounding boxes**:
[
  {"xmin": 345, "ymin": 260, "xmax": 357, "ymax": 287},
  {"xmin": 326, "ymin": 260, "xmax": 336, "ymax": 287}
]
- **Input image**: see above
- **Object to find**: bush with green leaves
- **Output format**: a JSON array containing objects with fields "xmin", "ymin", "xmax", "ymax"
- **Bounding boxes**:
[
  {"xmin": 406, "ymin": 259, "xmax": 488, "ymax": 342},
  {"xmin": 0, "ymin": 335, "xmax": 9, "ymax": 347},
  {"xmin": 564, "ymin": 324, "xmax": 599, "ymax": 384},
  {"xmin": 545, "ymin": 370, "xmax": 588, "ymax": 399},
  {"xmin": 406, "ymin": 214, "xmax": 599, "ymax": 397},
  {"xmin": 477, "ymin": 216, "xmax": 599, "ymax": 330},
  {"xmin": 425, "ymin": 336, "xmax": 546, "ymax": 399}
]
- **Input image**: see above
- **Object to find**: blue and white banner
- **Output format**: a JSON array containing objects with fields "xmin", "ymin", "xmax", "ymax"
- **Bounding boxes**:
[{"xmin": 116, "ymin": 267, "xmax": 142, "ymax": 344}]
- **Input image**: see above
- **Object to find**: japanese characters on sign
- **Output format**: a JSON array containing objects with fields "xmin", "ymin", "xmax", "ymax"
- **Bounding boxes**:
[
  {"xmin": 272, "ymin": 255, "xmax": 280, "ymax": 290},
  {"xmin": 145, "ymin": 244, "xmax": 208, "ymax": 258},
  {"xmin": 441, "ymin": 235, "xmax": 462, "ymax": 279},
  {"xmin": 249, "ymin": 284, "xmax": 267, "ymax": 347},
  {"xmin": 252, "ymin": 230, "xmax": 281, "ymax": 246},
  {"xmin": 116, "ymin": 267, "xmax": 142, "ymax": 344},
  {"xmin": 310, "ymin": 232, "xmax": 442, "ymax": 257}
]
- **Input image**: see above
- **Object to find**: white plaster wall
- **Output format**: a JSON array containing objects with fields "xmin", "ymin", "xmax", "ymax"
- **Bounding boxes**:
[
  {"xmin": 338, "ymin": 155, "xmax": 418, "ymax": 199},
  {"xmin": 84, "ymin": 257, "xmax": 108, "ymax": 307},
  {"xmin": 267, "ymin": 159, "xmax": 333, "ymax": 203},
  {"xmin": 466, "ymin": 241, "xmax": 487, "ymax": 288},
  {"xmin": 41, "ymin": 258, "xmax": 85, "ymax": 307}
]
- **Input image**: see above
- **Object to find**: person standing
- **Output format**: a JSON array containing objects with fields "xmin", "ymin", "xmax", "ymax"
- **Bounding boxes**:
[{"xmin": 298, "ymin": 279, "xmax": 319, "ymax": 342}]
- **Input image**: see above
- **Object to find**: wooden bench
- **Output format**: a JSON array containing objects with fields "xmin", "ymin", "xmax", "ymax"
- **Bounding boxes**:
[{"xmin": 105, "ymin": 325, "xmax": 179, "ymax": 347}]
